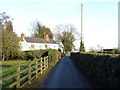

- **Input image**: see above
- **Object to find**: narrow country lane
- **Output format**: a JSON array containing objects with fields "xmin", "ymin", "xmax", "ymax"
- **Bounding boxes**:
[{"xmin": 38, "ymin": 56, "xmax": 91, "ymax": 88}]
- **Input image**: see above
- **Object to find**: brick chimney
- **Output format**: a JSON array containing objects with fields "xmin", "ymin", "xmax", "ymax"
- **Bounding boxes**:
[
  {"xmin": 45, "ymin": 33, "xmax": 49, "ymax": 42},
  {"xmin": 21, "ymin": 33, "xmax": 25, "ymax": 41}
]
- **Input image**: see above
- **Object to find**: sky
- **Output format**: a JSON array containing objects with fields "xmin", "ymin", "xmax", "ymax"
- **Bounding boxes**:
[{"xmin": 0, "ymin": 0, "xmax": 119, "ymax": 51}]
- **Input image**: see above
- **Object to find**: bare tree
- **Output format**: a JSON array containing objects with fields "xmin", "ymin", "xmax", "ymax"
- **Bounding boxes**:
[
  {"xmin": 0, "ymin": 11, "xmax": 13, "ymax": 29},
  {"xmin": 54, "ymin": 24, "xmax": 79, "ymax": 55}
]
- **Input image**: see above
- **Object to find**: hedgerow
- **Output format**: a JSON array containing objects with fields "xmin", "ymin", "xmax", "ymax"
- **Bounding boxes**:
[{"xmin": 70, "ymin": 52, "xmax": 120, "ymax": 88}]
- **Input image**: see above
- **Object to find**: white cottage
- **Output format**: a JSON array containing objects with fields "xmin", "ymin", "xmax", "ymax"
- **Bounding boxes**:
[{"xmin": 19, "ymin": 33, "xmax": 58, "ymax": 51}]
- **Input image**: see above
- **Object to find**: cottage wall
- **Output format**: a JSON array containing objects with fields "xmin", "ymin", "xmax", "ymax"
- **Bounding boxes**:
[
  {"xmin": 19, "ymin": 41, "xmax": 58, "ymax": 51},
  {"xmin": 19, "ymin": 33, "xmax": 58, "ymax": 51}
]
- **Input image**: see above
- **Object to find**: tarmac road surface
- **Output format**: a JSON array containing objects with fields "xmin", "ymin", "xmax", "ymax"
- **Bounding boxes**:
[{"xmin": 39, "ymin": 56, "xmax": 91, "ymax": 88}]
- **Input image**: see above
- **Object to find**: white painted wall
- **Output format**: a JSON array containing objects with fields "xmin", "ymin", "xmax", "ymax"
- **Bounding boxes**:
[{"xmin": 19, "ymin": 41, "xmax": 58, "ymax": 51}]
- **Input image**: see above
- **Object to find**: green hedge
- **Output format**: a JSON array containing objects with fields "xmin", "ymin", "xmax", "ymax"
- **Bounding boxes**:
[
  {"xmin": 18, "ymin": 50, "xmax": 49, "ymax": 60},
  {"xmin": 18, "ymin": 49, "xmax": 59, "ymax": 74},
  {"xmin": 48, "ymin": 49, "xmax": 59, "ymax": 67},
  {"xmin": 18, "ymin": 49, "xmax": 59, "ymax": 62},
  {"xmin": 70, "ymin": 52, "xmax": 120, "ymax": 88}
]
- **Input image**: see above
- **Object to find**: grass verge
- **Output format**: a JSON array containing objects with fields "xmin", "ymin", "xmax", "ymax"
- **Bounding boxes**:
[{"xmin": 24, "ymin": 61, "xmax": 60, "ymax": 88}]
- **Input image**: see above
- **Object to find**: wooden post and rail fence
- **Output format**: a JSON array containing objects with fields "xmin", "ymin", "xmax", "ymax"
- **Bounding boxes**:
[{"xmin": 0, "ymin": 56, "xmax": 49, "ymax": 88}]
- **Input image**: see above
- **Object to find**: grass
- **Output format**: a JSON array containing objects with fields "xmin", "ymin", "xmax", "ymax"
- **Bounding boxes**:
[
  {"xmin": 1, "ymin": 60, "xmax": 28, "ymax": 65},
  {"xmin": 1, "ymin": 60, "xmax": 29, "ymax": 74},
  {"xmin": 1, "ymin": 60, "xmax": 29, "ymax": 71}
]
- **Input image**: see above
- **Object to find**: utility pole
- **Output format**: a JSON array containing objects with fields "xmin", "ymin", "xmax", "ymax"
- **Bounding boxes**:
[
  {"xmin": 79, "ymin": 3, "xmax": 85, "ymax": 52},
  {"xmin": 81, "ymin": 3, "xmax": 83, "ymax": 41}
]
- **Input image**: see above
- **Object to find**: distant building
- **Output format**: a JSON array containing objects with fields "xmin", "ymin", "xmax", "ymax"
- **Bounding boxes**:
[
  {"xmin": 19, "ymin": 33, "xmax": 58, "ymax": 51},
  {"xmin": 97, "ymin": 49, "xmax": 118, "ymax": 54}
]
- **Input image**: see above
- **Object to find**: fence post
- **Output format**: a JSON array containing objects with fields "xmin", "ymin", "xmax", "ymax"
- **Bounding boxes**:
[
  {"xmin": 44, "ymin": 56, "xmax": 49, "ymax": 70},
  {"xmin": 48, "ymin": 56, "xmax": 50, "ymax": 67},
  {"xmin": 40, "ymin": 57, "xmax": 43, "ymax": 74},
  {"xmin": 43, "ymin": 57, "xmax": 46, "ymax": 71},
  {"xmin": 28, "ymin": 63, "xmax": 31, "ymax": 84},
  {"xmin": 36, "ymin": 60, "xmax": 38, "ymax": 78},
  {"xmin": 16, "ymin": 65, "xmax": 20, "ymax": 88},
  {"xmin": 46, "ymin": 56, "xmax": 48, "ymax": 68}
]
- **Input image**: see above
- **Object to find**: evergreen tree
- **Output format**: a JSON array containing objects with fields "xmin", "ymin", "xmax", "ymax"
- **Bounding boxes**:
[
  {"xmin": 79, "ymin": 39, "xmax": 85, "ymax": 52},
  {"xmin": 0, "ymin": 11, "xmax": 20, "ymax": 60},
  {"xmin": 6, "ymin": 21, "xmax": 13, "ymax": 32},
  {"xmin": 30, "ymin": 21, "xmax": 53, "ymax": 39},
  {"xmin": 2, "ymin": 30, "xmax": 20, "ymax": 60}
]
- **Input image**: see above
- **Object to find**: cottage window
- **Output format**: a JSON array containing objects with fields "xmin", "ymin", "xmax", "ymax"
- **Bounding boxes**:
[
  {"xmin": 31, "ymin": 44, "xmax": 34, "ymax": 49},
  {"xmin": 54, "ymin": 46, "xmax": 56, "ymax": 49},
  {"xmin": 45, "ymin": 45, "xmax": 47, "ymax": 49},
  {"xmin": 39, "ymin": 45, "xmax": 41, "ymax": 48}
]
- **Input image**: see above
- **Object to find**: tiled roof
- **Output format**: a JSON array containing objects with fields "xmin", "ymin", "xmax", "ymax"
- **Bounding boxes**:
[{"xmin": 25, "ymin": 37, "xmax": 57, "ymax": 44}]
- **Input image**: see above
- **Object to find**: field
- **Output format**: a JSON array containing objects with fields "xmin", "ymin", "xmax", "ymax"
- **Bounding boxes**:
[
  {"xmin": 0, "ymin": 60, "xmax": 30, "ymax": 88},
  {"xmin": 0, "ymin": 57, "xmax": 57, "ymax": 88},
  {"xmin": 1, "ymin": 60, "xmax": 28, "ymax": 68}
]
